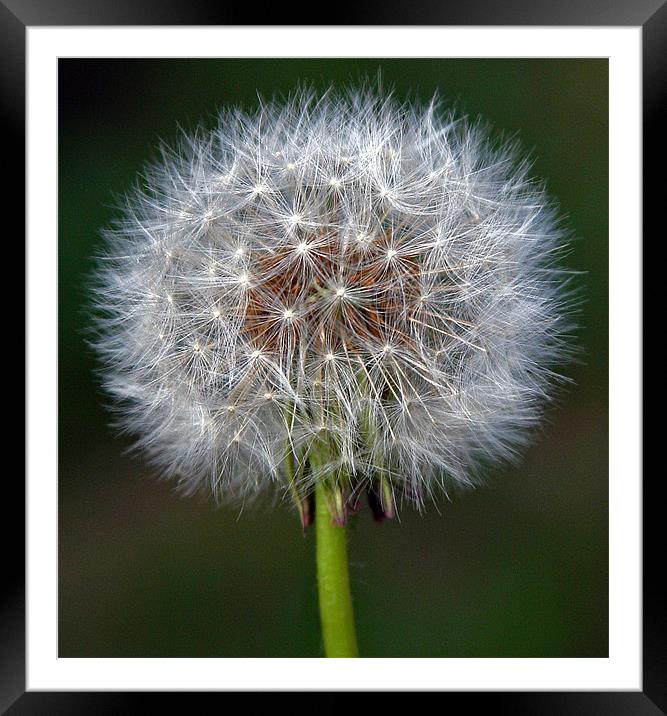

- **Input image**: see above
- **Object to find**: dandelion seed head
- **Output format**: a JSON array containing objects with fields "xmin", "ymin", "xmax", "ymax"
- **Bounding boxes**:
[{"xmin": 91, "ymin": 85, "xmax": 576, "ymax": 515}]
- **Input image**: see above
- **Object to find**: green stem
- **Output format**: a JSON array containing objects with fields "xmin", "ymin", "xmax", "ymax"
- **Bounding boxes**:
[{"xmin": 315, "ymin": 480, "xmax": 359, "ymax": 657}]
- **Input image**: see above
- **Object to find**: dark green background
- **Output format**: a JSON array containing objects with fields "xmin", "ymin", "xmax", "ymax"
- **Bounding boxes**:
[{"xmin": 59, "ymin": 59, "xmax": 608, "ymax": 657}]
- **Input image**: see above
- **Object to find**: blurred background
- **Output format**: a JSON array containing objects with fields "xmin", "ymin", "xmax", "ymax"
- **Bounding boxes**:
[{"xmin": 59, "ymin": 59, "xmax": 608, "ymax": 658}]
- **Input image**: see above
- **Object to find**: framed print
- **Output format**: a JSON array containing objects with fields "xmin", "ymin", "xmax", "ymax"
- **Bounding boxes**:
[{"xmin": 7, "ymin": 1, "xmax": 656, "ymax": 711}]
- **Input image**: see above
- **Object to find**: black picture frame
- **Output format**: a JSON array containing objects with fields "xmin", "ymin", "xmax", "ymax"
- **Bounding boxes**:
[{"xmin": 7, "ymin": 1, "xmax": 654, "ymax": 712}]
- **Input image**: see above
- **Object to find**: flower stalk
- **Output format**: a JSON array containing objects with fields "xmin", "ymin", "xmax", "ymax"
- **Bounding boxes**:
[{"xmin": 315, "ymin": 479, "xmax": 359, "ymax": 658}]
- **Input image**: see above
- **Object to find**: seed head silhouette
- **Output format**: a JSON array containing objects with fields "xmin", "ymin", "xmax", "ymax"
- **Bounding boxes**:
[{"xmin": 91, "ymin": 87, "xmax": 575, "ymax": 522}]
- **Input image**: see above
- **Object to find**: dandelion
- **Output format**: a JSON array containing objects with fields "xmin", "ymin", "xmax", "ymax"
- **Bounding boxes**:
[{"xmin": 91, "ymin": 86, "xmax": 575, "ymax": 657}]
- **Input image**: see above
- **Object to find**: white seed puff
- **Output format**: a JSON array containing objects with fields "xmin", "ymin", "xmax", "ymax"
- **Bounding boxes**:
[{"xmin": 91, "ymin": 87, "xmax": 575, "ymax": 514}]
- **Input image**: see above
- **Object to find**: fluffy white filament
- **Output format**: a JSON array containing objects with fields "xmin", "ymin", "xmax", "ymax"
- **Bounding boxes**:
[{"xmin": 91, "ymin": 87, "xmax": 574, "ymax": 514}]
